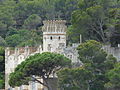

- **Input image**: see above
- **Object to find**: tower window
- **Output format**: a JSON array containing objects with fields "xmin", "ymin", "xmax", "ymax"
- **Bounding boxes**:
[
  {"xmin": 50, "ymin": 36, "xmax": 52, "ymax": 40},
  {"xmin": 58, "ymin": 36, "xmax": 60, "ymax": 40}
]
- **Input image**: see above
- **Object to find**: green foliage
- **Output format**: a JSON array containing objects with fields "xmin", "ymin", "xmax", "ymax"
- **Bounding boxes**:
[
  {"xmin": 0, "ymin": 0, "xmax": 15, "ymax": 26},
  {"xmin": 0, "ymin": 21, "xmax": 7, "ymax": 38},
  {"xmin": 5, "ymin": 29, "xmax": 42, "ymax": 47},
  {"xmin": 0, "ymin": 36, "xmax": 6, "ymax": 46},
  {"xmin": 9, "ymin": 71, "xmax": 29, "ymax": 87},
  {"xmin": 77, "ymin": 40, "xmax": 117, "ymax": 90},
  {"xmin": 0, "ymin": 0, "xmax": 79, "ymax": 47},
  {"xmin": 0, "ymin": 47, "xmax": 5, "ymax": 89},
  {"xmin": 110, "ymin": 22, "xmax": 120, "ymax": 47},
  {"xmin": 23, "ymin": 14, "xmax": 42, "ymax": 30},
  {"xmin": 57, "ymin": 66, "xmax": 93, "ymax": 90},
  {"xmin": 0, "ymin": 47, "xmax": 5, "ymax": 73},
  {"xmin": 0, "ymin": 0, "xmax": 119, "ymax": 46},
  {"xmin": 57, "ymin": 40, "xmax": 117, "ymax": 90},
  {"xmin": 105, "ymin": 63, "xmax": 120, "ymax": 89},
  {"xmin": 6, "ymin": 27, "xmax": 18, "ymax": 36},
  {"xmin": 0, "ymin": 0, "xmax": 15, "ymax": 38},
  {"xmin": 0, "ymin": 73, "xmax": 4, "ymax": 89},
  {"xmin": 55, "ymin": 0, "xmax": 79, "ymax": 21},
  {"xmin": 68, "ymin": 0, "xmax": 120, "ymax": 44},
  {"xmin": 12, "ymin": 0, "xmax": 78, "ymax": 28},
  {"xmin": 0, "ymin": 78, "xmax": 4, "ymax": 89},
  {"xmin": 67, "ymin": 25, "xmax": 81, "ymax": 44},
  {"xmin": 5, "ymin": 34, "xmax": 22, "ymax": 47},
  {"xmin": 9, "ymin": 52, "xmax": 71, "ymax": 89}
]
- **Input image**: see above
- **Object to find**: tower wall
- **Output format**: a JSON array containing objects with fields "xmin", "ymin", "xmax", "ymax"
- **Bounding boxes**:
[{"xmin": 42, "ymin": 20, "xmax": 67, "ymax": 52}]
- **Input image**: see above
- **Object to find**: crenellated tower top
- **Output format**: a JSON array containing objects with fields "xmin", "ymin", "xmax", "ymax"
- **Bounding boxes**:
[{"xmin": 42, "ymin": 20, "xmax": 67, "ymax": 34}]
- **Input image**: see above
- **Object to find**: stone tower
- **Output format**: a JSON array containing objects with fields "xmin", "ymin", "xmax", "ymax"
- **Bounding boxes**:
[{"xmin": 42, "ymin": 20, "xmax": 67, "ymax": 52}]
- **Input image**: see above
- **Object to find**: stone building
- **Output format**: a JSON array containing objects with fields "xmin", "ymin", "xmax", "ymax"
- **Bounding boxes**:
[
  {"xmin": 5, "ymin": 20, "xmax": 120, "ymax": 90},
  {"xmin": 103, "ymin": 44, "xmax": 120, "ymax": 61},
  {"xmin": 5, "ymin": 20, "xmax": 80, "ymax": 90}
]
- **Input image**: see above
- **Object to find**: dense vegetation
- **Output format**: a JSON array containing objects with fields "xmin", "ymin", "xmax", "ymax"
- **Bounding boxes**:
[
  {"xmin": 57, "ymin": 40, "xmax": 118, "ymax": 90},
  {"xmin": 105, "ymin": 62, "xmax": 120, "ymax": 89},
  {"xmin": 0, "ymin": 0, "xmax": 120, "ymax": 89},
  {"xmin": 0, "ymin": 0, "xmax": 120, "ymax": 46},
  {"xmin": 68, "ymin": 0, "xmax": 120, "ymax": 45},
  {"xmin": 0, "ymin": 47, "xmax": 5, "ymax": 89},
  {"xmin": 0, "ymin": 0, "xmax": 79, "ymax": 47}
]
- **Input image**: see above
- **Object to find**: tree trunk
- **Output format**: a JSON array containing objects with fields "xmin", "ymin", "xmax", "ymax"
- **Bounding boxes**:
[
  {"xmin": 47, "ymin": 83, "xmax": 53, "ymax": 90},
  {"xmin": 44, "ymin": 78, "xmax": 53, "ymax": 90},
  {"xmin": 33, "ymin": 76, "xmax": 55, "ymax": 90}
]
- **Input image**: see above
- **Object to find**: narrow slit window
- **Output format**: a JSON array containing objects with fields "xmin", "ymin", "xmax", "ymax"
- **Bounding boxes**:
[
  {"xmin": 59, "ymin": 36, "xmax": 60, "ymax": 40},
  {"xmin": 50, "ymin": 36, "xmax": 52, "ymax": 40}
]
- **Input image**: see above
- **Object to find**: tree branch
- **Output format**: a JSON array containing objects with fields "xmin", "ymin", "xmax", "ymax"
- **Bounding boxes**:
[{"xmin": 31, "ymin": 76, "xmax": 48, "ymax": 88}]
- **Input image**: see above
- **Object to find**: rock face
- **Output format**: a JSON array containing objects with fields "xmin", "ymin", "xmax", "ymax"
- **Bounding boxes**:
[{"xmin": 5, "ymin": 20, "xmax": 120, "ymax": 90}]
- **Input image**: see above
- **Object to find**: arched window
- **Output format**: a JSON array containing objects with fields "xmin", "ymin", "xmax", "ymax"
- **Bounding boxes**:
[
  {"xmin": 50, "ymin": 36, "xmax": 52, "ymax": 40},
  {"xmin": 58, "ymin": 36, "xmax": 60, "ymax": 40}
]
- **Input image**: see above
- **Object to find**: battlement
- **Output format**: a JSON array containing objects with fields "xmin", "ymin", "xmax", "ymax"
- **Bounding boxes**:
[
  {"xmin": 43, "ymin": 20, "xmax": 66, "ymax": 24},
  {"xmin": 5, "ymin": 45, "xmax": 42, "ymax": 56},
  {"xmin": 42, "ymin": 20, "xmax": 67, "ymax": 33}
]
